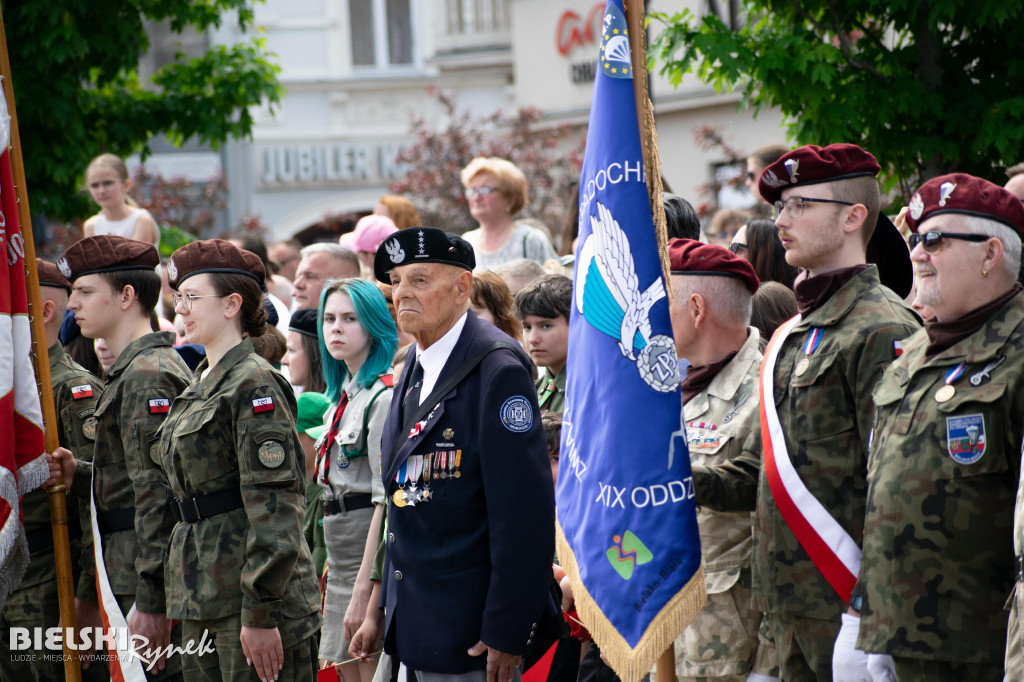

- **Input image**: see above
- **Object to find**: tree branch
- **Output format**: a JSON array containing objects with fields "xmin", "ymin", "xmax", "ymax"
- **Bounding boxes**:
[{"xmin": 785, "ymin": 0, "xmax": 889, "ymax": 83}]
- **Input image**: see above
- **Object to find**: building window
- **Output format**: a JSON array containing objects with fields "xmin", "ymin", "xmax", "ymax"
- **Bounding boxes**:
[{"xmin": 350, "ymin": 0, "xmax": 414, "ymax": 69}]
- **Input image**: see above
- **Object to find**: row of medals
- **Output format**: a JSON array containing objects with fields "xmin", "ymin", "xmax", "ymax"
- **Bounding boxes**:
[{"xmin": 393, "ymin": 450, "xmax": 462, "ymax": 508}]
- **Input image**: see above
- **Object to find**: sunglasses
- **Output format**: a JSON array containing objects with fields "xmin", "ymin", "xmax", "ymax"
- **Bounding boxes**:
[{"xmin": 908, "ymin": 231, "xmax": 989, "ymax": 253}]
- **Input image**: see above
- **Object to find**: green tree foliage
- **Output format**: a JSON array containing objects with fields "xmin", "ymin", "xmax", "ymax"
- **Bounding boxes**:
[
  {"xmin": 4, "ymin": 0, "xmax": 282, "ymax": 220},
  {"xmin": 652, "ymin": 1, "xmax": 1024, "ymax": 197}
]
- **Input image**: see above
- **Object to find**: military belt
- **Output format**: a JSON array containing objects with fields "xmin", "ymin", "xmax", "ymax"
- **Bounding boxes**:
[
  {"xmin": 322, "ymin": 493, "xmax": 373, "ymax": 517},
  {"xmin": 172, "ymin": 488, "xmax": 244, "ymax": 524},
  {"xmin": 26, "ymin": 527, "xmax": 54, "ymax": 554},
  {"xmin": 97, "ymin": 507, "xmax": 136, "ymax": 535}
]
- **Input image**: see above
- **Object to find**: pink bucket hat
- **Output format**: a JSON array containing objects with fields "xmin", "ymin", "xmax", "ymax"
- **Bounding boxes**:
[{"xmin": 341, "ymin": 214, "xmax": 399, "ymax": 253}]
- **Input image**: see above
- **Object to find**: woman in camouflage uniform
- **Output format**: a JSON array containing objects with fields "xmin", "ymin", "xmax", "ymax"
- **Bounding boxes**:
[
  {"xmin": 314, "ymin": 278, "xmax": 397, "ymax": 681},
  {"xmin": 159, "ymin": 239, "xmax": 322, "ymax": 682}
]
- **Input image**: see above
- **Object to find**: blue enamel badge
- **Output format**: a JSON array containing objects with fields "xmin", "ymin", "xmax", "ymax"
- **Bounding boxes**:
[
  {"xmin": 500, "ymin": 396, "xmax": 533, "ymax": 433},
  {"xmin": 945, "ymin": 413, "xmax": 986, "ymax": 465}
]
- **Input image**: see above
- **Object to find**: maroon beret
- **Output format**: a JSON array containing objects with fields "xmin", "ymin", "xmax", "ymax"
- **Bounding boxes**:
[
  {"xmin": 57, "ymin": 236, "xmax": 159, "ymax": 282},
  {"xmin": 168, "ymin": 239, "xmax": 265, "ymax": 289},
  {"xmin": 37, "ymin": 259, "xmax": 71, "ymax": 293},
  {"xmin": 906, "ymin": 172, "xmax": 1024, "ymax": 237},
  {"xmin": 758, "ymin": 143, "xmax": 880, "ymax": 204},
  {"xmin": 667, "ymin": 238, "xmax": 760, "ymax": 294}
]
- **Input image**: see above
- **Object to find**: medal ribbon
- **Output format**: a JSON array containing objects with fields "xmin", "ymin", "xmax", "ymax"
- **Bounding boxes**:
[
  {"xmin": 945, "ymin": 361, "xmax": 967, "ymax": 385},
  {"xmin": 395, "ymin": 460, "xmax": 409, "ymax": 486},
  {"xmin": 802, "ymin": 327, "xmax": 824, "ymax": 356}
]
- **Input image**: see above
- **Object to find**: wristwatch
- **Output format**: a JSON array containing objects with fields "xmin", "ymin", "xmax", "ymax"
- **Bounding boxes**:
[{"xmin": 849, "ymin": 594, "xmax": 864, "ymax": 614}]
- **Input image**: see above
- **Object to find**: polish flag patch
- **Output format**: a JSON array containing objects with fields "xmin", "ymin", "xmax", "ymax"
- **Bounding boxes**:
[
  {"xmin": 71, "ymin": 384, "xmax": 94, "ymax": 399},
  {"xmin": 893, "ymin": 340, "xmax": 904, "ymax": 358},
  {"xmin": 252, "ymin": 397, "xmax": 275, "ymax": 413},
  {"xmin": 148, "ymin": 398, "xmax": 171, "ymax": 414}
]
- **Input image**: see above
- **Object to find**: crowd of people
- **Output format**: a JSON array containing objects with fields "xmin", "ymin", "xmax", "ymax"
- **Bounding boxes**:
[{"xmin": 3, "ymin": 143, "xmax": 1024, "ymax": 682}]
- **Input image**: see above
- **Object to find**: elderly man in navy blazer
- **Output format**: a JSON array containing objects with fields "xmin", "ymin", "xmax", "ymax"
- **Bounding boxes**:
[{"xmin": 371, "ymin": 227, "xmax": 556, "ymax": 682}]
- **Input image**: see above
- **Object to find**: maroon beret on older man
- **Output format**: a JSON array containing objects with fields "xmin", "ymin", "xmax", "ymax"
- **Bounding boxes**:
[
  {"xmin": 37, "ymin": 259, "xmax": 71, "ymax": 293},
  {"xmin": 668, "ymin": 238, "xmax": 760, "ymax": 294},
  {"xmin": 57, "ymin": 235, "xmax": 159, "ymax": 282},
  {"xmin": 757, "ymin": 143, "xmax": 881, "ymax": 205},
  {"xmin": 168, "ymin": 239, "xmax": 265, "ymax": 289},
  {"xmin": 906, "ymin": 172, "xmax": 1024, "ymax": 237}
]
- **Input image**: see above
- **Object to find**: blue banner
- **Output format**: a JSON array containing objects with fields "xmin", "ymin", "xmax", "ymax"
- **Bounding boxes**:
[{"xmin": 556, "ymin": 0, "xmax": 704, "ymax": 675}]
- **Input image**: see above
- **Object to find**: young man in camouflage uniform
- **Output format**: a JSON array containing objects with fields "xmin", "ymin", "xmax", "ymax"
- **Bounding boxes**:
[
  {"xmin": 52, "ymin": 236, "xmax": 191, "ymax": 679},
  {"xmin": 0, "ymin": 260, "xmax": 105, "ymax": 681},
  {"xmin": 691, "ymin": 144, "xmax": 919, "ymax": 681},
  {"xmin": 856, "ymin": 175, "xmax": 1024, "ymax": 682},
  {"xmin": 666, "ymin": 240, "xmax": 778, "ymax": 682}
]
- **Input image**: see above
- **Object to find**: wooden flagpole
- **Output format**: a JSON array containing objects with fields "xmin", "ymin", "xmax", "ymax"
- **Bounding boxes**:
[
  {"xmin": 624, "ymin": 2, "xmax": 678, "ymax": 681},
  {"xmin": 0, "ymin": 5, "xmax": 83, "ymax": 681}
]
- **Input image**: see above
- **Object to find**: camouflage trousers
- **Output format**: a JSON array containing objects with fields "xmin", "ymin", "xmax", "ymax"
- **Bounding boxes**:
[
  {"xmin": 180, "ymin": 613, "xmax": 319, "ymax": 681},
  {"xmin": 768, "ymin": 612, "xmax": 839, "ymax": 682},
  {"xmin": 674, "ymin": 567, "xmax": 779, "ymax": 681},
  {"xmin": 892, "ymin": 657, "xmax": 1002, "ymax": 681},
  {"xmin": 0, "ymin": 573, "xmax": 109, "ymax": 682}
]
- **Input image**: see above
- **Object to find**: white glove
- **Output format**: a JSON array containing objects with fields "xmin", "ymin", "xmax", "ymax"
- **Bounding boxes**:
[
  {"xmin": 866, "ymin": 653, "xmax": 896, "ymax": 682},
  {"xmin": 832, "ymin": 613, "xmax": 871, "ymax": 682},
  {"xmin": 745, "ymin": 674, "xmax": 780, "ymax": 682}
]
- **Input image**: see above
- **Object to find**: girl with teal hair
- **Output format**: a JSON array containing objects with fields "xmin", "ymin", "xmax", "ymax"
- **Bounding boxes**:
[{"xmin": 313, "ymin": 278, "xmax": 397, "ymax": 679}]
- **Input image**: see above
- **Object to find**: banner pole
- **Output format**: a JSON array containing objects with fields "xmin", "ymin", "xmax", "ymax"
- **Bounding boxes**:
[{"xmin": 0, "ymin": 5, "xmax": 83, "ymax": 680}]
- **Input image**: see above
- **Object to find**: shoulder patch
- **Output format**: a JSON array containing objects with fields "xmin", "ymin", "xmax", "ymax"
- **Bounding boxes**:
[
  {"xmin": 71, "ymin": 384, "xmax": 94, "ymax": 399},
  {"xmin": 82, "ymin": 417, "xmax": 97, "ymax": 440},
  {"xmin": 148, "ymin": 398, "xmax": 170, "ymax": 414},
  {"xmin": 258, "ymin": 441, "xmax": 286, "ymax": 468},
  {"xmin": 252, "ymin": 396, "xmax": 275, "ymax": 413},
  {"xmin": 499, "ymin": 395, "xmax": 534, "ymax": 433}
]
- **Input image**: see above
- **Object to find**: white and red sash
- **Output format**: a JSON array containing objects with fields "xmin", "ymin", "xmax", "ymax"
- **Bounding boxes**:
[
  {"xmin": 90, "ymin": 476, "xmax": 148, "ymax": 682},
  {"xmin": 759, "ymin": 315, "xmax": 861, "ymax": 603}
]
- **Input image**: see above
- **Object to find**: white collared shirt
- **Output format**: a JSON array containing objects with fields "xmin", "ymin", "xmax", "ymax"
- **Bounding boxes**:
[{"xmin": 414, "ymin": 312, "xmax": 469, "ymax": 405}]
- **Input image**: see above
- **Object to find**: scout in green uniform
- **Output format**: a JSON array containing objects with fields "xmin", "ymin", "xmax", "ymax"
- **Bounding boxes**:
[
  {"xmin": 50, "ymin": 235, "xmax": 189, "ymax": 679},
  {"xmin": 159, "ymin": 239, "xmax": 321, "ymax": 682},
  {"xmin": 855, "ymin": 174, "xmax": 1024, "ymax": 682},
  {"xmin": 0, "ymin": 260, "xmax": 105, "ymax": 681},
  {"xmin": 691, "ymin": 144, "xmax": 919, "ymax": 682},
  {"xmin": 514, "ymin": 274, "xmax": 571, "ymax": 413},
  {"xmin": 666, "ymin": 240, "xmax": 778, "ymax": 682}
]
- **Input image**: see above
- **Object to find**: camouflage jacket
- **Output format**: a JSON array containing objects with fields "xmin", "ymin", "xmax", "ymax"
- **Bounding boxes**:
[
  {"xmin": 90, "ymin": 331, "xmax": 190, "ymax": 612},
  {"xmin": 157, "ymin": 338, "xmax": 321, "ymax": 628},
  {"xmin": 16, "ymin": 343, "xmax": 102, "ymax": 599},
  {"xmin": 536, "ymin": 367, "xmax": 566, "ymax": 413},
  {"xmin": 685, "ymin": 327, "xmax": 761, "ymax": 576},
  {"xmin": 857, "ymin": 290, "xmax": 1024, "ymax": 664},
  {"xmin": 692, "ymin": 266, "xmax": 920, "ymax": 620}
]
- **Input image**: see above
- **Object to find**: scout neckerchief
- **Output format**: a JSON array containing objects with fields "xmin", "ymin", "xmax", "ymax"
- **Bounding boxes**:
[
  {"xmin": 760, "ymin": 314, "xmax": 861, "ymax": 604},
  {"xmin": 317, "ymin": 393, "xmax": 348, "ymax": 484}
]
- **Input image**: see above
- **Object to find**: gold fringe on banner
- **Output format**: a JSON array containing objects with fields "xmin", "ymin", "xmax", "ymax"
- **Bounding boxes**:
[{"xmin": 556, "ymin": 522, "xmax": 706, "ymax": 682}]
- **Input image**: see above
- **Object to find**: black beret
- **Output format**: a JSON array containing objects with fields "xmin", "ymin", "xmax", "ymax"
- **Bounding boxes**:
[
  {"xmin": 168, "ymin": 239, "xmax": 265, "ymax": 289},
  {"xmin": 57, "ymin": 236, "xmax": 159, "ymax": 282},
  {"xmin": 289, "ymin": 308, "xmax": 319, "ymax": 338},
  {"xmin": 373, "ymin": 227, "xmax": 475, "ymax": 282}
]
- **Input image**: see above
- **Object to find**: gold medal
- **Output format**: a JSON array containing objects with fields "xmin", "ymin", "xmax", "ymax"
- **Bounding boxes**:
[
  {"xmin": 393, "ymin": 489, "xmax": 407, "ymax": 507},
  {"xmin": 794, "ymin": 358, "xmax": 810, "ymax": 376},
  {"xmin": 935, "ymin": 385, "xmax": 955, "ymax": 403}
]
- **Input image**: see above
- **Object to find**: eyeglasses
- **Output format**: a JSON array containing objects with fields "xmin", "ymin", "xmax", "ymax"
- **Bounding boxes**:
[
  {"xmin": 729, "ymin": 242, "xmax": 748, "ymax": 254},
  {"xmin": 908, "ymin": 231, "xmax": 989, "ymax": 254},
  {"xmin": 172, "ymin": 292, "xmax": 226, "ymax": 312},
  {"xmin": 774, "ymin": 196, "xmax": 855, "ymax": 218},
  {"xmin": 464, "ymin": 186, "xmax": 500, "ymax": 199}
]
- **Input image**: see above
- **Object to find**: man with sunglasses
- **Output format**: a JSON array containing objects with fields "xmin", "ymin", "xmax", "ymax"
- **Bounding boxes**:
[
  {"xmin": 854, "ymin": 174, "xmax": 1024, "ymax": 682},
  {"xmin": 691, "ymin": 143, "xmax": 919, "ymax": 681}
]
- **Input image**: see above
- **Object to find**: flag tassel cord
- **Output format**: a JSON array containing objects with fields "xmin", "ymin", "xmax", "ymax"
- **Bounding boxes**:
[{"xmin": 0, "ymin": 3, "xmax": 83, "ymax": 680}]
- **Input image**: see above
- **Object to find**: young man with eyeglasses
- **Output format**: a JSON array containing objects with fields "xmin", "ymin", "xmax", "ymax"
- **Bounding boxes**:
[
  {"xmin": 854, "ymin": 175, "xmax": 1024, "ymax": 682},
  {"xmin": 689, "ymin": 144, "xmax": 919, "ymax": 681},
  {"xmin": 47, "ymin": 236, "xmax": 191, "ymax": 680}
]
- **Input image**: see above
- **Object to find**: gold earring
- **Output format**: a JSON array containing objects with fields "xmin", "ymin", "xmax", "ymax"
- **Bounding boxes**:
[{"xmin": 983, "ymin": 268, "xmax": 989, "ymax": 277}]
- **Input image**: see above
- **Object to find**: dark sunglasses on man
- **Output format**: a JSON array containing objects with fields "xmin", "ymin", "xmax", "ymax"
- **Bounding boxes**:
[{"xmin": 908, "ymin": 231, "xmax": 988, "ymax": 254}]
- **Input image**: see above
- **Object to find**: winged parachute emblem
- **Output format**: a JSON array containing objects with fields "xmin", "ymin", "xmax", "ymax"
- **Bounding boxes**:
[{"xmin": 575, "ymin": 201, "xmax": 679, "ymax": 393}]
